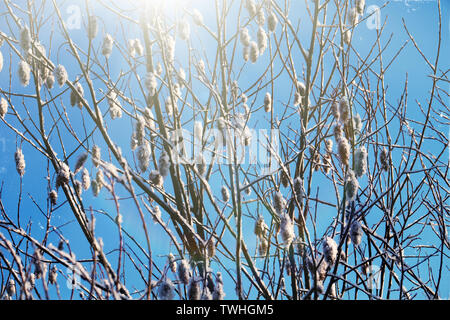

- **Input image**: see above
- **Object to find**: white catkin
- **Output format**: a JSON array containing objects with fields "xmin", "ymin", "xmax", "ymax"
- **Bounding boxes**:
[
  {"xmin": 92, "ymin": 145, "xmax": 101, "ymax": 168},
  {"xmin": 107, "ymin": 90, "xmax": 122, "ymax": 119},
  {"xmin": 18, "ymin": 60, "xmax": 31, "ymax": 86},
  {"xmin": 323, "ymin": 237, "xmax": 338, "ymax": 264},
  {"xmin": 339, "ymin": 97, "xmax": 350, "ymax": 123},
  {"xmin": 20, "ymin": 26, "xmax": 31, "ymax": 52},
  {"xmin": 56, "ymin": 162, "xmax": 70, "ymax": 189},
  {"xmin": 7, "ymin": 279, "xmax": 16, "ymax": 297},
  {"xmin": 245, "ymin": 0, "xmax": 256, "ymax": 17},
  {"xmin": 74, "ymin": 152, "xmax": 88, "ymax": 175},
  {"xmin": 350, "ymin": 220, "xmax": 363, "ymax": 245},
  {"xmin": 264, "ymin": 92, "xmax": 272, "ymax": 112},
  {"xmin": 158, "ymin": 278, "xmax": 175, "ymax": 300},
  {"xmin": 96, "ymin": 169, "xmax": 105, "ymax": 189},
  {"xmin": 346, "ymin": 170, "xmax": 359, "ymax": 202},
  {"xmin": 0, "ymin": 97, "xmax": 8, "ymax": 118},
  {"xmin": 91, "ymin": 180, "xmax": 100, "ymax": 197},
  {"xmin": 356, "ymin": 0, "xmax": 366, "ymax": 15},
  {"xmin": 353, "ymin": 113, "xmax": 362, "ymax": 134},
  {"xmin": 178, "ymin": 259, "xmax": 191, "ymax": 285},
  {"xmin": 178, "ymin": 19, "xmax": 190, "ymax": 41},
  {"xmin": 55, "ymin": 65, "xmax": 68, "ymax": 87},
  {"xmin": 267, "ymin": 11, "xmax": 278, "ymax": 32},
  {"xmin": 257, "ymin": 26, "xmax": 268, "ymax": 55},
  {"xmin": 348, "ymin": 7, "xmax": 359, "ymax": 26},
  {"xmin": 294, "ymin": 177, "xmax": 304, "ymax": 203},
  {"xmin": 325, "ymin": 139, "xmax": 333, "ymax": 153},
  {"xmin": 280, "ymin": 213, "xmax": 295, "ymax": 246},
  {"xmin": 0, "ymin": 50, "xmax": 4, "ymax": 73},
  {"xmin": 101, "ymin": 34, "xmax": 114, "ymax": 58},
  {"xmin": 249, "ymin": 41, "xmax": 259, "ymax": 63},
  {"xmin": 201, "ymin": 286, "xmax": 213, "ymax": 300},
  {"xmin": 134, "ymin": 39, "xmax": 144, "ymax": 56},
  {"xmin": 257, "ymin": 7, "xmax": 265, "ymax": 26},
  {"xmin": 221, "ymin": 185, "xmax": 230, "ymax": 202},
  {"xmin": 70, "ymin": 82, "xmax": 84, "ymax": 108},
  {"xmin": 273, "ymin": 191, "xmax": 286, "ymax": 215},
  {"xmin": 254, "ymin": 215, "xmax": 267, "ymax": 238},
  {"xmin": 168, "ymin": 253, "xmax": 177, "ymax": 273},
  {"xmin": 15, "ymin": 148, "xmax": 26, "ymax": 177},
  {"xmin": 380, "ymin": 147, "xmax": 389, "ymax": 171},
  {"xmin": 158, "ymin": 152, "xmax": 171, "ymax": 177},
  {"xmin": 166, "ymin": 36, "xmax": 176, "ymax": 64},
  {"xmin": 196, "ymin": 154, "xmax": 206, "ymax": 176},
  {"xmin": 354, "ymin": 146, "xmax": 368, "ymax": 177},
  {"xmin": 135, "ymin": 115, "xmax": 146, "ymax": 146},
  {"xmin": 87, "ymin": 16, "xmax": 98, "ymax": 39},
  {"xmin": 344, "ymin": 29, "xmax": 352, "ymax": 45},
  {"xmin": 152, "ymin": 206, "xmax": 161, "ymax": 223},
  {"xmin": 81, "ymin": 168, "xmax": 91, "ymax": 190},
  {"xmin": 297, "ymin": 81, "xmax": 306, "ymax": 96},
  {"xmin": 188, "ymin": 278, "xmax": 201, "ymax": 300},
  {"xmin": 243, "ymin": 45, "xmax": 250, "ymax": 62},
  {"xmin": 137, "ymin": 141, "xmax": 151, "ymax": 172},
  {"xmin": 192, "ymin": 9, "xmax": 204, "ymax": 26},
  {"xmin": 145, "ymin": 72, "xmax": 157, "ymax": 96},
  {"xmin": 46, "ymin": 74, "xmax": 55, "ymax": 89},
  {"xmin": 149, "ymin": 170, "xmax": 164, "ymax": 188},
  {"xmin": 331, "ymin": 100, "xmax": 340, "ymax": 121},
  {"xmin": 337, "ymin": 136, "xmax": 350, "ymax": 166},
  {"xmin": 49, "ymin": 189, "xmax": 58, "ymax": 205},
  {"xmin": 194, "ymin": 121, "xmax": 203, "ymax": 143},
  {"xmin": 128, "ymin": 39, "xmax": 136, "ymax": 57},
  {"xmin": 240, "ymin": 27, "xmax": 251, "ymax": 47},
  {"xmin": 213, "ymin": 273, "xmax": 225, "ymax": 300}
]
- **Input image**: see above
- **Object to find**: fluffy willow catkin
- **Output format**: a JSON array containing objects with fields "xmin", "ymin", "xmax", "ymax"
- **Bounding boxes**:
[
  {"xmin": 101, "ymin": 34, "xmax": 114, "ymax": 59},
  {"xmin": 0, "ymin": 97, "xmax": 8, "ymax": 118},
  {"xmin": 249, "ymin": 41, "xmax": 259, "ymax": 63},
  {"xmin": 337, "ymin": 136, "xmax": 350, "ymax": 166},
  {"xmin": 134, "ymin": 39, "xmax": 144, "ymax": 56},
  {"xmin": 254, "ymin": 215, "xmax": 267, "ymax": 238},
  {"xmin": 107, "ymin": 90, "xmax": 122, "ymax": 120},
  {"xmin": 196, "ymin": 154, "xmax": 206, "ymax": 176},
  {"xmin": 158, "ymin": 152, "xmax": 171, "ymax": 177},
  {"xmin": 87, "ymin": 15, "xmax": 98, "ymax": 39},
  {"xmin": 49, "ymin": 266, "xmax": 58, "ymax": 285},
  {"xmin": 46, "ymin": 74, "xmax": 55, "ymax": 89},
  {"xmin": 145, "ymin": 72, "xmax": 157, "ymax": 96},
  {"xmin": 74, "ymin": 152, "xmax": 88, "ymax": 174},
  {"xmin": 55, "ymin": 65, "xmax": 68, "ymax": 87},
  {"xmin": 240, "ymin": 27, "xmax": 251, "ymax": 47},
  {"xmin": 149, "ymin": 170, "xmax": 163, "ymax": 188},
  {"xmin": 168, "ymin": 253, "xmax": 177, "ymax": 273},
  {"xmin": 294, "ymin": 177, "xmax": 304, "ymax": 203},
  {"xmin": 339, "ymin": 97, "xmax": 350, "ymax": 123},
  {"xmin": 348, "ymin": 7, "xmax": 359, "ymax": 26},
  {"xmin": 243, "ymin": 45, "xmax": 250, "ymax": 62},
  {"xmin": 0, "ymin": 50, "xmax": 3, "ymax": 73},
  {"xmin": 188, "ymin": 278, "xmax": 201, "ymax": 300},
  {"xmin": 7, "ymin": 279, "xmax": 16, "ymax": 297},
  {"xmin": 192, "ymin": 9, "xmax": 203, "ymax": 26},
  {"xmin": 158, "ymin": 278, "xmax": 175, "ymax": 300},
  {"xmin": 346, "ymin": 170, "xmax": 359, "ymax": 202},
  {"xmin": 264, "ymin": 92, "xmax": 272, "ymax": 112},
  {"xmin": 267, "ymin": 11, "xmax": 278, "ymax": 32},
  {"xmin": 221, "ymin": 185, "xmax": 230, "ymax": 202},
  {"xmin": 354, "ymin": 146, "xmax": 368, "ymax": 177},
  {"xmin": 356, "ymin": 0, "xmax": 366, "ymax": 15},
  {"xmin": 213, "ymin": 272, "xmax": 225, "ymax": 300},
  {"xmin": 70, "ymin": 82, "xmax": 84, "ymax": 108},
  {"xmin": 56, "ymin": 162, "xmax": 70, "ymax": 189},
  {"xmin": 178, "ymin": 19, "xmax": 190, "ymax": 41},
  {"xmin": 15, "ymin": 148, "xmax": 25, "ymax": 177},
  {"xmin": 92, "ymin": 145, "xmax": 101, "ymax": 167},
  {"xmin": 280, "ymin": 213, "xmax": 295, "ymax": 246},
  {"xmin": 137, "ymin": 141, "xmax": 151, "ymax": 172},
  {"xmin": 201, "ymin": 286, "xmax": 213, "ymax": 300},
  {"xmin": 81, "ymin": 168, "xmax": 90, "ymax": 190},
  {"xmin": 257, "ymin": 26, "xmax": 267, "ymax": 55},
  {"xmin": 257, "ymin": 7, "xmax": 265, "ymax": 26},
  {"xmin": 20, "ymin": 26, "xmax": 31, "ymax": 52},
  {"xmin": 245, "ymin": 0, "xmax": 256, "ymax": 17},
  {"xmin": 273, "ymin": 191, "xmax": 286, "ymax": 215},
  {"xmin": 18, "ymin": 60, "xmax": 31, "ymax": 87},
  {"xmin": 350, "ymin": 220, "xmax": 363, "ymax": 245},
  {"xmin": 380, "ymin": 147, "xmax": 390, "ymax": 171},
  {"xmin": 178, "ymin": 259, "xmax": 191, "ymax": 285},
  {"xmin": 323, "ymin": 237, "xmax": 338, "ymax": 264},
  {"xmin": 49, "ymin": 189, "xmax": 58, "ymax": 205}
]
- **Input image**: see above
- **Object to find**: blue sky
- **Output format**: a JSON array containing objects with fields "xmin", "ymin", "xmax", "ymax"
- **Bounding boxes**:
[{"xmin": 0, "ymin": 0, "xmax": 448, "ymax": 299}]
